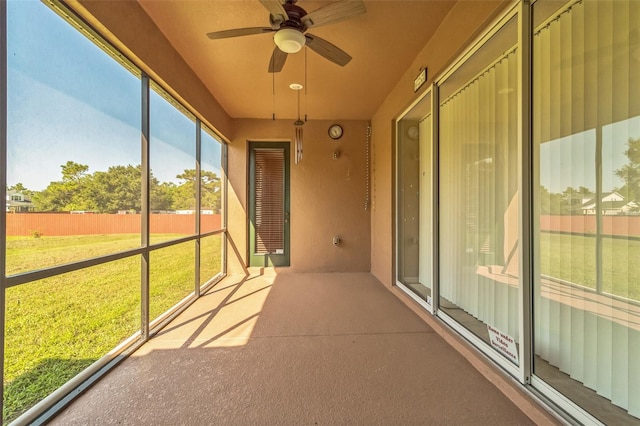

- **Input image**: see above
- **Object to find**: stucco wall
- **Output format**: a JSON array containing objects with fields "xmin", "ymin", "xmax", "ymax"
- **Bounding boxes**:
[
  {"xmin": 228, "ymin": 119, "xmax": 371, "ymax": 274},
  {"xmin": 369, "ymin": 1, "xmax": 511, "ymax": 287}
]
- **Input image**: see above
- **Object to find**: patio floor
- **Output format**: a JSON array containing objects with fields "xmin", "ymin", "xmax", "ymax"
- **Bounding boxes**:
[{"xmin": 50, "ymin": 270, "xmax": 559, "ymax": 425}]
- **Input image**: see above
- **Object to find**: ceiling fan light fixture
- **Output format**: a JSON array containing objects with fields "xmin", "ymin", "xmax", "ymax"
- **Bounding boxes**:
[{"xmin": 274, "ymin": 28, "xmax": 306, "ymax": 53}]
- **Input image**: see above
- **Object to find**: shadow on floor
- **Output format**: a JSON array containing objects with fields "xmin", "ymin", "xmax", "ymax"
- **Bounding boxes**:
[{"xmin": 50, "ymin": 271, "xmax": 538, "ymax": 425}]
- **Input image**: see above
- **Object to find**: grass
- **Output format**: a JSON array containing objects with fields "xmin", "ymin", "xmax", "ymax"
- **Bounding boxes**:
[
  {"xmin": 539, "ymin": 232, "xmax": 640, "ymax": 300},
  {"xmin": 6, "ymin": 234, "xmax": 141, "ymax": 276},
  {"xmin": 3, "ymin": 233, "xmax": 222, "ymax": 424}
]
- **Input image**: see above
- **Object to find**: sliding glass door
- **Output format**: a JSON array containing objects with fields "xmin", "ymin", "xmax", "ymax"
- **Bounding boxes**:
[
  {"xmin": 394, "ymin": 0, "xmax": 640, "ymax": 422},
  {"xmin": 396, "ymin": 93, "xmax": 433, "ymax": 306},
  {"xmin": 532, "ymin": 0, "xmax": 640, "ymax": 422},
  {"xmin": 437, "ymin": 14, "xmax": 520, "ymax": 368}
]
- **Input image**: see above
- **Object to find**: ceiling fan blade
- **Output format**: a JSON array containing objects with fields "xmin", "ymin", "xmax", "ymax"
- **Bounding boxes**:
[
  {"xmin": 207, "ymin": 27, "xmax": 273, "ymax": 40},
  {"xmin": 268, "ymin": 47, "xmax": 288, "ymax": 73},
  {"xmin": 302, "ymin": 0, "xmax": 366, "ymax": 28},
  {"xmin": 305, "ymin": 33, "xmax": 352, "ymax": 67},
  {"xmin": 259, "ymin": 0, "xmax": 288, "ymax": 23}
]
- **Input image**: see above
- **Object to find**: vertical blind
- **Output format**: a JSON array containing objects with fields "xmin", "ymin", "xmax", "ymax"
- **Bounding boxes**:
[
  {"xmin": 439, "ymin": 38, "xmax": 520, "ymax": 346},
  {"xmin": 533, "ymin": 0, "xmax": 640, "ymax": 417},
  {"xmin": 254, "ymin": 148, "xmax": 285, "ymax": 254}
]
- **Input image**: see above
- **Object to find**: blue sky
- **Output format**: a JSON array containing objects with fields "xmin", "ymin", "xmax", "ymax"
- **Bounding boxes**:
[
  {"xmin": 539, "ymin": 116, "xmax": 640, "ymax": 194},
  {"xmin": 7, "ymin": 0, "xmax": 221, "ymax": 191}
]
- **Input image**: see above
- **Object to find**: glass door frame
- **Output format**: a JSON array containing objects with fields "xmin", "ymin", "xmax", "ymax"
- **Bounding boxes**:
[
  {"xmin": 395, "ymin": 0, "xmax": 531, "ymax": 385},
  {"xmin": 395, "ymin": 86, "xmax": 437, "ymax": 315},
  {"xmin": 433, "ymin": 1, "xmax": 525, "ymax": 381}
]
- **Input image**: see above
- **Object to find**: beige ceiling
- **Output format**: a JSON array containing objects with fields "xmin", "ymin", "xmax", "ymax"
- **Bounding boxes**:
[{"xmin": 138, "ymin": 0, "xmax": 455, "ymax": 121}]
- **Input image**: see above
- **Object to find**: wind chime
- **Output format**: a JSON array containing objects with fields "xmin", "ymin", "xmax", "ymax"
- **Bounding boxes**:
[
  {"xmin": 293, "ymin": 47, "xmax": 308, "ymax": 164},
  {"xmin": 291, "ymin": 82, "xmax": 304, "ymax": 164},
  {"xmin": 273, "ymin": 47, "xmax": 307, "ymax": 164}
]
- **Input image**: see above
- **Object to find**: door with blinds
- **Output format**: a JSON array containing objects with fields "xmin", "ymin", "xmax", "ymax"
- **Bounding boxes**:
[{"xmin": 249, "ymin": 142, "xmax": 290, "ymax": 267}]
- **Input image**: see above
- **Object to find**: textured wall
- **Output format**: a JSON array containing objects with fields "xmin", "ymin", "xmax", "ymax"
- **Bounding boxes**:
[{"xmin": 228, "ymin": 119, "xmax": 371, "ymax": 274}]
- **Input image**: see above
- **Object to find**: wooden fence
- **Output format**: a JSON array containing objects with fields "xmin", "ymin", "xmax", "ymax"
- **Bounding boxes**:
[
  {"xmin": 6, "ymin": 213, "xmax": 222, "ymax": 236},
  {"xmin": 540, "ymin": 215, "xmax": 640, "ymax": 237},
  {"xmin": 6, "ymin": 213, "xmax": 639, "ymax": 238}
]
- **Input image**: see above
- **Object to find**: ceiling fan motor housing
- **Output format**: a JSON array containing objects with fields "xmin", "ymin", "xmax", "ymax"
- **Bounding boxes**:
[
  {"xmin": 282, "ymin": 3, "xmax": 308, "ymax": 31},
  {"xmin": 272, "ymin": 3, "xmax": 308, "ymax": 53}
]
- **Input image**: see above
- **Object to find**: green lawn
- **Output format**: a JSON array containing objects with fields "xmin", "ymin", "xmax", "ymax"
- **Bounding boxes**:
[
  {"xmin": 3, "ymin": 234, "xmax": 222, "ymax": 424},
  {"xmin": 539, "ymin": 232, "xmax": 640, "ymax": 300},
  {"xmin": 6, "ymin": 234, "xmax": 141, "ymax": 276}
]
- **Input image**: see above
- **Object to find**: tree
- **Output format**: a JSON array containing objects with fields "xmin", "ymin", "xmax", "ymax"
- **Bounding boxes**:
[
  {"xmin": 172, "ymin": 169, "xmax": 197, "ymax": 210},
  {"xmin": 90, "ymin": 165, "xmax": 142, "ymax": 213},
  {"xmin": 8, "ymin": 183, "xmax": 27, "ymax": 192},
  {"xmin": 151, "ymin": 181, "xmax": 175, "ymax": 211},
  {"xmin": 615, "ymin": 137, "xmax": 640, "ymax": 205},
  {"xmin": 7, "ymin": 183, "xmax": 35, "ymax": 200},
  {"xmin": 32, "ymin": 162, "xmax": 171, "ymax": 213},
  {"xmin": 60, "ymin": 161, "xmax": 89, "ymax": 183},
  {"xmin": 32, "ymin": 161, "xmax": 92, "ymax": 211},
  {"xmin": 539, "ymin": 185, "xmax": 564, "ymax": 215},
  {"xmin": 577, "ymin": 186, "xmax": 592, "ymax": 198},
  {"xmin": 561, "ymin": 186, "xmax": 582, "ymax": 214},
  {"xmin": 91, "ymin": 165, "xmax": 172, "ymax": 212},
  {"xmin": 201, "ymin": 170, "xmax": 222, "ymax": 213},
  {"xmin": 85, "ymin": 165, "xmax": 173, "ymax": 212},
  {"xmin": 172, "ymin": 169, "xmax": 221, "ymax": 212},
  {"xmin": 29, "ymin": 162, "xmax": 218, "ymax": 213}
]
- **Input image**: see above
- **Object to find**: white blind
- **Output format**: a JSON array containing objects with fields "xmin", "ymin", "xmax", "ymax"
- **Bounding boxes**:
[
  {"xmin": 254, "ymin": 148, "xmax": 285, "ymax": 254},
  {"xmin": 439, "ymin": 44, "xmax": 520, "ymax": 342},
  {"xmin": 533, "ymin": 0, "xmax": 640, "ymax": 418}
]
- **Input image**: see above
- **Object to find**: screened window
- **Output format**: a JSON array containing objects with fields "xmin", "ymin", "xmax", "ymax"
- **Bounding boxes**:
[
  {"xmin": 6, "ymin": 0, "xmax": 142, "ymax": 275},
  {"xmin": 5, "ymin": 2, "xmax": 143, "ymax": 421},
  {"xmin": 3, "ymin": 2, "xmax": 227, "ymax": 423},
  {"xmin": 199, "ymin": 126, "xmax": 224, "ymax": 287},
  {"xmin": 200, "ymin": 127, "xmax": 223, "ymax": 232},
  {"xmin": 149, "ymin": 84, "xmax": 197, "ymax": 243}
]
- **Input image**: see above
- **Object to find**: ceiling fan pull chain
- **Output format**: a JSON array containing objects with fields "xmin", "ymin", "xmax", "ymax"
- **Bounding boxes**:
[
  {"xmin": 365, "ymin": 122, "xmax": 372, "ymax": 211},
  {"xmin": 304, "ymin": 47, "xmax": 308, "ymax": 120}
]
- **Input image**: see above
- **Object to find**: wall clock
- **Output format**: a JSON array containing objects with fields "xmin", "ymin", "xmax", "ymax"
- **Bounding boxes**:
[{"xmin": 328, "ymin": 124, "xmax": 343, "ymax": 140}]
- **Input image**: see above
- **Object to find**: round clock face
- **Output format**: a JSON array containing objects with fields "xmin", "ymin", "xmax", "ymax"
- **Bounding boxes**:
[{"xmin": 328, "ymin": 124, "xmax": 343, "ymax": 140}]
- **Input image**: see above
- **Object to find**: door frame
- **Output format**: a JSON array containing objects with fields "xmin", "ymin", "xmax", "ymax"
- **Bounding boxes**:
[{"xmin": 248, "ymin": 141, "xmax": 291, "ymax": 267}]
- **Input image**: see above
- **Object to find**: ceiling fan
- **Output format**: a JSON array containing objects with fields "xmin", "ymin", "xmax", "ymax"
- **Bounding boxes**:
[{"xmin": 206, "ymin": 0, "xmax": 366, "ymax": 73}]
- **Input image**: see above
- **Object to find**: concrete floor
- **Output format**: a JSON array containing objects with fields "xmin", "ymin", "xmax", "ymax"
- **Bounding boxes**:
[{"xmin": 51, "ymin": 271, "xmax": 558, "ymax": 425}]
